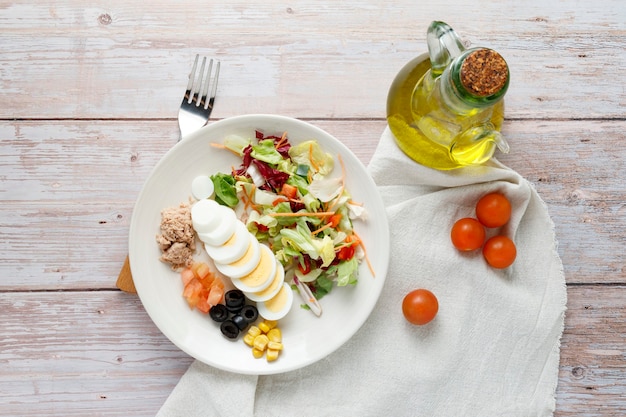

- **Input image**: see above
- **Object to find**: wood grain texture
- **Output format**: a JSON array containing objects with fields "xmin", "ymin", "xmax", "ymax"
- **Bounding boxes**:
[
  {"xmin": 1, "ymin": 120, "xmax": 623, "ymax": 289},
  {"xmin": 0, "ymin": 287, "xmax": 624, "ymax": 416},
  {"xmin": 0, "ymin": 0, "xmax": 624, "ymax": 415},
  {"xmin": 0, "ymin": 1, "xmax": 624, "ymax": 119}
]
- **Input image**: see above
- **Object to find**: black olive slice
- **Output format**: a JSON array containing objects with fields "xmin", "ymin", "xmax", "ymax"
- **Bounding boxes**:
[
  {"xmin": 220, "ymin": 320, "xmax": 239, "ymax": 339},
  {"xmin": 225, "ymin": 303, "xmax": 244, "ymax": 314},
  {"xmin": 240, "ymin": 305, "xmax": 259, "ymax": 324},
  {"xmin": 209, "ymin": 304, "xmax": 229, "ymax": 322},
  {"xmin": 225, "ymin": 289, "xmax": 245, "ymax": 308},
  {"xmin": 232, "ymin": 314, "xmax": 248, "ymax": 331}
]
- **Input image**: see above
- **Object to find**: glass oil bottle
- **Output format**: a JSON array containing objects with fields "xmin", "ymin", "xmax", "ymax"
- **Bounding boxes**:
[{"xmin": 387, "ymin": 21, "xmax": 510, "ymax": 170}]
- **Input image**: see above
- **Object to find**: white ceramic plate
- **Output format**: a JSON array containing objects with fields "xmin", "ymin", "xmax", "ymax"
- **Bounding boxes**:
[{"xmin": 129, "ymin": 114, "xmax": 390, "ymax": 375}]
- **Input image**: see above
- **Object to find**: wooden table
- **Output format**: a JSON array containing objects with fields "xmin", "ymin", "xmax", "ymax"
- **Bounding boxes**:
[{"xmin": 1, "ymin": 1, "xmax": 624, "ymax": 415}]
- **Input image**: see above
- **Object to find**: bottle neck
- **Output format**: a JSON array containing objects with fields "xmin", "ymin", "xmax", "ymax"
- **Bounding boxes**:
[{"xmin": 439, "ymin": 48, "xmax": 509, "ymax": 114}]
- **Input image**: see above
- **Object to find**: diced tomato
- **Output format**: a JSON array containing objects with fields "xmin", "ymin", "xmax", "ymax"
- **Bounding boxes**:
[
  {"xmin": 211, "ymin": 277, "xmax": 225, "ymax": 289},
  {"xmin": 191, "ymin": 262, "xmax": 206, "ymax": 277},
  {"xmin": 198, "ymin": 274, "xmax": 215, "ymax": 290},
  {"xmin": 207, "ymin": 285, "xmax": 224, "ymax": 307},
  {"xmin": 182, "ymin": 278, "xmax": 205, "ymax": 309},
  {"xmin": 297, "ymin": 259, "xmax": 312, "ymax": 275},
  {"xmin": 195, "ymin": 263, "xmax": 211, "ymax": 279},
  {"xmin": 256, "ymin": 222, "xmax": 269, "ymax": 232},
  {"xmin": 195, "ymin": 294, "xmax": 211, "ymax": 314},
  {"xmin": 280, "ymin": 183, "xmax": 298, "ymax": 200},
  {"xmin": 180, "ymin": 268, "xmax": 195, "ymax": 286},
  {"xmin": 336, "ymin": 235, "xmax": 358, "ymax": 261},
  {"xmin": 337, "ymin": 245, "xmax": 355, "ymax": 261},
  {"xmin": 328, "ymin": 213, "xmax": 342, "ymax": 228}
]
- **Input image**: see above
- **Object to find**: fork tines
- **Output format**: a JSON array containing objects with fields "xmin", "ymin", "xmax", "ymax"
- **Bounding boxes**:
[{"xmin": 186, "ymin": 55, "xmax": 220, "ymax": 110}]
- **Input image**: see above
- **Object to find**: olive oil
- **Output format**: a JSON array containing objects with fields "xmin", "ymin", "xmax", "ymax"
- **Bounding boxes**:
[{"xmin": 387, "ymin": 48, "xmax": 508, "ymax": 170}]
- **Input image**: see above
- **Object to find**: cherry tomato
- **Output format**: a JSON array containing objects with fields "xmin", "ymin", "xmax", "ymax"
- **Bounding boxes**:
[
  {"xmin": 297, "ymin": 259, "xmax": 312, "ymax": 275},
  {"xmin": 451, "ymin": 217, "xmax": 486, "ymax": 251},
  {"xmin": 402, "ymin": 289, "xmax": 439, "ymax": 325},
  {"xmin": 483, "ymin": 235, "xmax": 517, "ymax": 268},
  {"xmin": 336, "ymin": 235, "xmax": 357, "ymax": 261},
  {"xmin": 476, "ymin": 192, "xmax": 511, "ymax": 228},
  {"xmin": 337, "ymin": 245, "xmax": 355, "ymax": 261}
]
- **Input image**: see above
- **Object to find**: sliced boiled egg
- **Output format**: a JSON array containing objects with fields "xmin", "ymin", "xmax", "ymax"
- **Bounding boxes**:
[
  {"xmin": 204, "ymin": 220, "xmax": 251, "ymax": 265},
  {"xmin": 191, "ymin": 175, "xmax": 215, "ymax": 200},
  {"xmin": 190, "ymin": 199, "xmax": 221, "ymax": 233},
  {"xmin": 196, "ymin": 204, "xmax": 237, "ymax": 246},
  {"xmin": 257, "ymin": 282, "xmax": 294, "ymax": 321},
  {"xmin": 214, "ymin": 236, "xmax": 261, "ymax": 279},
  {"xmin": 245, "ymin": 260, "xmax": 285, "ymax": 303},
  {"xmin": 230, "ymin": 244, "xmax": 277, "ymax": 293}
]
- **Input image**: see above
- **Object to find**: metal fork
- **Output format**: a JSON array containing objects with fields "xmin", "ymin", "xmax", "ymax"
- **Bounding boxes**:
[
  {"xmin": 116, "ymin": 56, "xmax": 221, "ymax": 294},
  {"xmin": 178, "ymin": 55, "xmax": 220, "ymax": 139}
]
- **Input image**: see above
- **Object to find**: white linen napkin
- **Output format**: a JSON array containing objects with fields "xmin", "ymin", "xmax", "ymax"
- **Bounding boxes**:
[{"xmin": 157, "ymin": 127, "xmax": 566, "ymax": 417}]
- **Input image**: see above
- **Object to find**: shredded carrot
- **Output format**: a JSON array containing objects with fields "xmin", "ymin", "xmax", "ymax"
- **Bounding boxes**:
[
  {"xmin": 348, "ymin": 200, "xmax": 364, "ymax": 206},
  {"xmin": 309, "ymin": 143, "xmax": 320, "ymax": 171},
  {"xmin": 275, "ymin": 131, "xmax": 289, "ymax": 150},
  {"xmin": 310, "ymin": 222, "xmax": 334, "ymax": 235},
  {"xmin": 239, "ymin": 189, "xmax": 251, "ymax": 211},
  {"xmin": 334, "ymin": 234, "xmax": 359, "ymax": 250},
  {"xmin": 210, "ymin": 142, "xmax": 240, "ymax": 156},
  {"xmin": 240, "ymin": 183, "xmax": 260, "ymax": 212},
  {"xmin": 268, "ymin": 211, "xmax": 335, "ymax": 218},
  {"xmin": 272, "ymin": 197, "xmax": 289, "ymax": 206},
  {"xmin": 352, "ymin": 230, "xmax": 375, "ymax": 277},
  {"xmin": 334, "ymin": 240, "xmax": 357, "ymax": 251}
]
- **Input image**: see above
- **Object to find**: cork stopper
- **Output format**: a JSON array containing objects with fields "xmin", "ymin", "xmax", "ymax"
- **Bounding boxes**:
[{"xmin": 460, "ymin": 49, "xmax": 508, "ymax": 97}]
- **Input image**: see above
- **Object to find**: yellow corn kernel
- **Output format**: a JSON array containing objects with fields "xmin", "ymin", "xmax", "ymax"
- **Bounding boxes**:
[
  {"xmin": 264, "ymin": 320, "xmax": 278, "ymax": 329},
  {"xmin": 258, "ymin": 321, "xmax": 271, "ymax": 333},
  {"xmin": 252, "ymin": 348, "xmax": 264, "ymax": 359},
  {"xmin": 266, "ymin": 349, "xmax": 280, "ymax": 362},
  {"xmin": 247, "ymin": 326, "xmax": 261, "ymax": 338},
  {"xmin": 243, "ymin": 333, "xmax": 255, "ymax": 347},
  {"xmin": 267, "ymin": 341, "xmax": 283, "ymax": 351},
  {"xmin": 267, "ymin": 328, "xmax": 282, "ymax": 342},
  {"xmin": 253, "ymin": 334, "xmax": 269, "ymax": 351}
]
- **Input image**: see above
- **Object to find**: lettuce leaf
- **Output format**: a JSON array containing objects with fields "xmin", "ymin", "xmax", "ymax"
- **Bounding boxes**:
[
  {"xmin": 251, "ymin": 139, "xmax": 284, "ymax": 165},
  {"xmin": 333, "ymin": 257, "xmax": 359, "ymax": 286},
  {"xmin": 210, "ymin": 173, "xmax": 239, "ymax": 207},
  {"xmin": 288, "ymin": 140, "xmax": 334, "ymax": 175}
]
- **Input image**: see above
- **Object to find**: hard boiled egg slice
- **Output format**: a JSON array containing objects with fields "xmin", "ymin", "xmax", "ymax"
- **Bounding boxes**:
[
  {"xmin": 231, "ymin": 244, "xmax": 277, "ymax": 293},
  {"xmin": 214, "ymin": 236, "xmax": 261, "ymax": 279},
  {"xmin": 196, "ymin": 205, "xmax": 237, "ymax": 246},
  {"xmin": 257, "ymin": 282, "xmax": 294, "ymax": 321},
  {"xmin": 191, "ymin": 175, "xmax": 215, "ymax": 200},
  {"xmin": 204, "ymin": 220, "xmax": 251, "ymax": 265},
  {"xmin": 191, "ymin": 199, "xmax": 221, "ymax": 234},
  {"xmin": 245, "ymin": 260, "xmax": 285, "ymax": 303}
]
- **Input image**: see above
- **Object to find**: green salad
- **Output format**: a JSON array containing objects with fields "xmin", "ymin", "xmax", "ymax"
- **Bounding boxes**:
[{"xmin": 210, "ymin": 130, "xmax": 368, "ymax": 312}]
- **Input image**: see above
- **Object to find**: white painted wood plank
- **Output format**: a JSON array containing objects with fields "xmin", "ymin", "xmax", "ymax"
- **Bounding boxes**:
[
  {"xmin": 0, "ymin": 287, "xmax": 624, "ymax": 416},
  {"xmin": 0, "ymin": 2, "xmax": 624, "ymax": 415},
  {"xmin": 1, "ymin": 119, "xmax": 624, "ymax": 290},
  {"xmin": 0, "ymin": 291, "xmax": 192, "ymax": 416},
  {"xmin": 0, "ymin": 1, "xmax": 623, "ymax": 119}
]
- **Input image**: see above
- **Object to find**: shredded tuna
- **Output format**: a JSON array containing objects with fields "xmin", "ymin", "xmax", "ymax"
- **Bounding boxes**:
[{"xmin": 156, "ymin": 202, "xmax": 196, "ymax": 270}]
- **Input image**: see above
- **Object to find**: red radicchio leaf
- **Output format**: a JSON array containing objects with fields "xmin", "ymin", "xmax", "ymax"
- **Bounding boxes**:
[
  {"xmin": 235, "ymin": 145, "xmax": 253, "ymax": 176},
  {"xmin": 255, "ymin": 130, "xmax": 291, "ymax": 157},
  {"xmin": 252, "ymin": 159, "xmax": 290, "ymax": 192}
]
